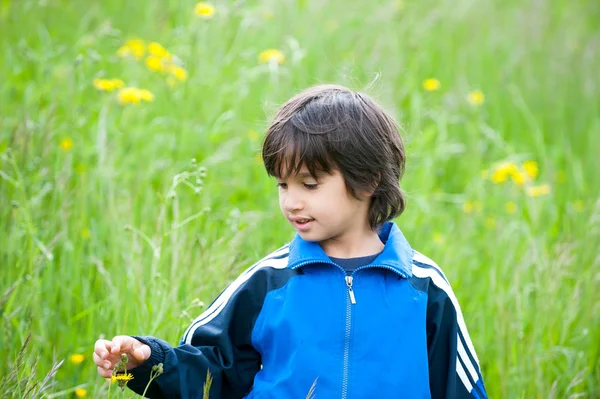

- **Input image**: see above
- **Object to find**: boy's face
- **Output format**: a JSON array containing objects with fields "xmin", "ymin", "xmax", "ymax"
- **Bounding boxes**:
[{"xmin": 277, "ymin": 165, "xmax": 371, "ymax": 245}]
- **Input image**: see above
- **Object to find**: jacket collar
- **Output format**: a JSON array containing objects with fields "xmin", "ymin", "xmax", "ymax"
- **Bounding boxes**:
[{"xmin": 287, "ymin": 221, "xmax": 413, "ymax": 278}]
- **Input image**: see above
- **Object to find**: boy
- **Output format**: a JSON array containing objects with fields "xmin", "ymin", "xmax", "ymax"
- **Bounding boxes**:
[{"xmin": 94, "ymin": 84, "xmax": 487, "ymax": 398}]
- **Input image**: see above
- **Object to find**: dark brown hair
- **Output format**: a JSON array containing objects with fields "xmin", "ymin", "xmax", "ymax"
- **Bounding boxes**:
[{"xmin": 262, "ymin": 84, "xmax": 406, "ymax": 229}]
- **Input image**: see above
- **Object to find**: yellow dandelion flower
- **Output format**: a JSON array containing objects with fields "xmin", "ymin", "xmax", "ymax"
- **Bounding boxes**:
[
  {"xmin": 81, "ymin": 229, "xmax": 91, "ymax": 239},
  {"xmin": 259, "ymin": 49, "xmax": 285, "ymax": 65},
  {"xmin": 118, "ymin": 87, "xmax": 142, "ymax": 105},
  {"xmin": 111, "ymin": 373, "xmax": 134, "ymax": 384},
  {"xmin": 93, "ymin": 78, "xmax": 124, "ymax": 92},
  {"xmin": 510, "ymin": 170, "xmax": 527, "ymax": 186},
  {"xmin": 59, "ymin": 138, "xmax": 73, "ymax": 151},
  {"xmin": 485, "ymin": 217, "xmax": 496, "ymax": 229},
  {"xmin": 146, "ymin": 55, "xmax": 165, "ymax": 72},
  {"xmin": 505, "ymin": 201, "xmax": 517, "ymax": 214},
  {"xmin": 423, "ymin": 78, "xmax": 441, "ymax": 92},
  {"xmin": 138, "ymin": 89, "xmax": 155, "ymax": 102},
  {"xmin": 148, "ymin": 42, "xmax": 169, "ymax": 58},
  {"xmin": 117, "ymin": 39, "xmax": 146, "ymax": 59},
  {"xmin": 70, "ymin": 354, "xmax": 85, "ymax": 364},
  {"xmin": 523, "ymin": 160, "xmax": 539, "ymax": 179},
  {"xmin": 74, "ymin": 388, "xmax": 87, "ymax": 398},
  {"xmin": 433, "ymin": 232, "xmax": 445, "ymax": 245},
  {"xmin": 526, "ymin": 184, "xmax": 551, "ymax": 197},
  {"xmin": 168, "ymin": 65, "xmax": 188, "ymax": 81},
  {"xmin": 248, "ymin": 130, "xmax": 260, "ymax": 141},
  {"xmin": 491, "ymin": 162, "xmax": 518, "ymax": 183},
  {"xmin": 467, "ymin": 90, "xmax": 485, "ymax": 106},
  {"xmin": 195, "ymin": 2, "xmax": 216, "ymax": 18},
  {"xmin": 573, "ymin": 200, "xmax": 584, "ymax": 212}
]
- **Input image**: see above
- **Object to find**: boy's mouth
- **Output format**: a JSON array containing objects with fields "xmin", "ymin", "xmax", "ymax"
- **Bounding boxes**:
[{"xmin": 289, "ymin": 217, "xmax": 314, "ymax": 231}]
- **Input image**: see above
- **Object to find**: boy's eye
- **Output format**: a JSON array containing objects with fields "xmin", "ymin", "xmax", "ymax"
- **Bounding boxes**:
[
  {"xmin": 303, "ymin": 183, "xmax": 318, "ymax": 190},
  {"xmin": 277, "ymin": 182, "xmax": 287, "ymax": 189}
]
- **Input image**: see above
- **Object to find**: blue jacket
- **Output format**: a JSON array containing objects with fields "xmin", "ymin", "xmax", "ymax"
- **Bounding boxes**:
[{"xmin": 129, "ymin": 222, "xmax": 487, "ymax": 399}]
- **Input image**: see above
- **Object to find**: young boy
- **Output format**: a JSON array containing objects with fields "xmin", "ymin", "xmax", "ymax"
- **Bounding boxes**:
[{"xmin": 94, "ymin": 84, "xmax": 487, "ymax": 399}]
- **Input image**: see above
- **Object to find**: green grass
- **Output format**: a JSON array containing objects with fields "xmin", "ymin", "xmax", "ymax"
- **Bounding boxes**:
[{"xmin": 1, "ymin": 0, "xmax": 599, "ymax": 397}]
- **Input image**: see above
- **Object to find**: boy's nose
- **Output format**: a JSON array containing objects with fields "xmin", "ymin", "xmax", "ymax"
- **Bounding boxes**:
[{"xmin": 283, "ymin": 193, "xmax": 304, "ymax": 212}]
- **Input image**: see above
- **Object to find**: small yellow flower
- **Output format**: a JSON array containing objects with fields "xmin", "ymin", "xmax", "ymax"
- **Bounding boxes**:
[
  {"xmin": 81, "ymin": 229, "xmax": 91, "ymax": 239},
  {"xmin": 74, "ymin": 388, "xmax": 87, "ymax": 397},
  {"xmin": 112, "ymin": 373, "xmax": 134, "ymax": 385},
  {"xmin": 59, "ymin": 138, "xmax": 73, "ymax": 151},
  {"xmin": 491, "ymin": 162, "xmax": 518, "ymax": 183},
  {"xmin": 423, "ymin": 78, "xmax": 441, "ymax": 92},
  {"xmin": 148, "ymin": 42, "xmax": 169, "ymax": 58},
  {"xmin": 93, "ymin": 78, "xmax": 124, "ymax": 92},
  {"xmin": 526, "ymin": 184, "xmax": 551, "ymax": 197},
  {"xmin": 259, "ymin": 49, "xmax": 285, "ymax": 65},
  {"xmin": 510, "ymin": 170, "xmax": 527, "ymax": 186},
  {"xmin": 523, "ymin": 160, "xmax": 539, "ymax": 179},
  {"xmin": 138, "ymin": 89, "xmax": 155, "ymax": 102},
  {"xmin": 485, "ymin": 217, "xmax": 496, "ymax": 229},
  {"xmin": 146, "ymin": 55, "xmax": 165, "ymax": 72},
  {"xmin": 505, "ymin": 201, "xmax": 517, "ymax": 214},
  {"xmin": 433, "ymin": 232, "xmax": 445, "ymax": 245},
  {"xmin": 70, "ymin": 354, "xmax": 85, "ymax": 364},
  {"xmin": 573, "ymin": 200, "xmax": 584, "ymax": 212},
  {"xmin": 195, "ymin": 2, "xmax": 216, "ymax": 18},
  {"xmin": 467, "ymin": 90, "xmax": 485, "ymax": 106},
  {"xmin": 118, "ymin": 87, "xmax": 142, "ymax": 105},
  {"xmin": 117, "ymin": 39, "xmax": 146, "ymax": 59},
  {"xmin": 168, "ymin": 65, "xmax": 188, "ymax": 81},
  {"xmin": 117, "ymin": 87, "xmax": 155, "ymax": 105},
  {"xmin": 248, "ymin": 130, "xmax": 260, "ymax": 141}
]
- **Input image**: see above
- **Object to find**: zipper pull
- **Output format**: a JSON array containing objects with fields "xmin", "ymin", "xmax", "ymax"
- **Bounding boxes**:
[{"xmin": 345, "ymin": 276, "xmax": 356, "ymax": 304}]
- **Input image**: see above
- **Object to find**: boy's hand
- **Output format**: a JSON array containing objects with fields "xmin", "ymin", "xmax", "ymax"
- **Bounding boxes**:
[{"xmin": 93, "ymin": 336, "xmax": 151, "ymax": 378}]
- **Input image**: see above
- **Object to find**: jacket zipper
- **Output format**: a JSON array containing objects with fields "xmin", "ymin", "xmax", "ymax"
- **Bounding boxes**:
[
  {"xmin": 342, "ymin": 275, "xmax": 354, "ymax": 399},
  {"xmin": 291, "ymin": 261, "xmax": 408, "ymax": 399}
]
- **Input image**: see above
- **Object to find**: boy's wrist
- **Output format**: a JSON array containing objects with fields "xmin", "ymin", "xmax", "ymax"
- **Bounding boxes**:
[{"xmin": 131, "ymin": 335, "xmax": 166, "ymax": 367}]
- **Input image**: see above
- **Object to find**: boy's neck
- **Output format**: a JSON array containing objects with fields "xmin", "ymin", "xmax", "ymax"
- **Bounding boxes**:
[{"xmin": 319, "ymin": 226, "xmax": 384, "ymax": 259}]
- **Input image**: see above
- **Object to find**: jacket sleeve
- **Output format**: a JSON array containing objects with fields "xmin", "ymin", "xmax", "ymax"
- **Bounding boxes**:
[
  {"xmin": 126, "ymin": 264, "xmax": 284, "ymax": 399},
  {"xmin": 426, "ymin": 279, "xmax": 488, "ymax": 399}
]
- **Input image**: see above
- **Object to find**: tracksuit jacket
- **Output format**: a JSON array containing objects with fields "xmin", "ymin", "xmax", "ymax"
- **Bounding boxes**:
[{"xmin": 128, "ymin": 222, "xmax": 488, "ymax": 399}]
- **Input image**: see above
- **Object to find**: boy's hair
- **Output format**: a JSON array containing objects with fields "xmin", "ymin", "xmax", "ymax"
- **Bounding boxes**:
[{"xmin": 262, "ymin": 84, "xmax": 406, "ymax": 229}]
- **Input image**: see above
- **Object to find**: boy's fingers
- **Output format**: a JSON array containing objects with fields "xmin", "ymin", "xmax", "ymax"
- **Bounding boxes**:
[
  {"xmin": 93, "ymin": 352, "xmax": 112, "ymax": 369},
  {"xmin": 132, "ymin": 345, "xmax": 151, "ymax": 362},
  {"xmin": 94, "ymin": 339, "xmax": 112, "ymax": 359},
  {"xmin": 110, "ymin": 335, "xmax": 133, "ymax": 354}
]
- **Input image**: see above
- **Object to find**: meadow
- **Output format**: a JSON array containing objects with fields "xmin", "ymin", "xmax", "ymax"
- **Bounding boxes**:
[{"xmin": 1, "ymin": 0, "xmax": 599, "ymax": 397}]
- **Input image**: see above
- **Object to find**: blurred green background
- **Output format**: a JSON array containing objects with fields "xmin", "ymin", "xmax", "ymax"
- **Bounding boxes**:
[{"xmin": 1, "ymin": 0, "xmax": 599, "ymax": 397}]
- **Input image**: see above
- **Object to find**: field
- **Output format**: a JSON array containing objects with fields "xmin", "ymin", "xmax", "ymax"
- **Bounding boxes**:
[{"xmin": 1, "ymin": 0, "xmax": 599, "ymax": 397}]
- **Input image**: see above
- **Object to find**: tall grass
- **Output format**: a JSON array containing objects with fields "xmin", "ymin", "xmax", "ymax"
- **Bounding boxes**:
[{"xmin": 1, "ymin": 0, "xmax": 598, "ymax": 397}]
